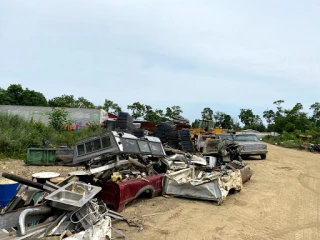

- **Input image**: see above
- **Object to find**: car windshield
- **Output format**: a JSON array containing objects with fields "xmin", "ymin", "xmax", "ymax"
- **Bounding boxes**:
[
  {"xmin": 217, "ymin": 134, "xmax": 233, "ymax": 140},
  {"xmin": 235, "ymin": 135, "xmax": 259, "ymax": 141}
]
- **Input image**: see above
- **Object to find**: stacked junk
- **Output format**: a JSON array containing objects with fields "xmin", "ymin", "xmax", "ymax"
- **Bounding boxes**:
[{"xmin": 0, "ymin": 112, "xmax": 252, "ymax": 239}]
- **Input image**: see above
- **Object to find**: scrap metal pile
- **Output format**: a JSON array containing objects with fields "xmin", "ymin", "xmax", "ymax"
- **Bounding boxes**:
[
  {"xmin": 153, "ymin": 123, "xmax": 195, "ymax": 151},
  {"xmin": 0, "ymin": 173, "xmax": 131, "ymax": 239},
  {"xmin": 103, "ymin": 112, "xmax": 195, "ymax": 153},
  {"xmin": 300, "ymin": 142, "xmax": 320, "ymax": 152},
  {"xmin": 0, "ymin": 118, "xmax": 253, "ymax": 239}
]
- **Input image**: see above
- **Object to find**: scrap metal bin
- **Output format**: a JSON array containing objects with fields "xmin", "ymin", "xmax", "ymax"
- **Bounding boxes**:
[{"xmin": 25, "ymin": 148, "xmax": 57, "ymax": 165}]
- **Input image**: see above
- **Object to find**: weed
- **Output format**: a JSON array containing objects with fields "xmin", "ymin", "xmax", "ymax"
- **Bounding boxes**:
[{"xmin": 0, "ymin": 113, "xmax": 104, "ymax": 159}]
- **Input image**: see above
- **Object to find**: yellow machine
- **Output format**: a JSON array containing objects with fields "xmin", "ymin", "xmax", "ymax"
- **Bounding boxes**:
[
  {"xmin": 213, "ymin": 128, "xmax": 227, "ymax": 135},
  {"xmin": 190, "ymin": 119, "xmax": 214, "ymax": 135},
  {"xmin": 190, "ymin": 120, "xmax": 227, "ymax": 151},
  {"xmin": 190, "ymin": 119, "xmax": 226, "ymax": 136}
]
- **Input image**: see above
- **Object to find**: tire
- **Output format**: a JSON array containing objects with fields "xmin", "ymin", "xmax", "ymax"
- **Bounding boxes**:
[
  {"xmin": 260, "ymin": 154, "xmax": 266, "ymax": 160},
  {"xmin": 241, "ymin": 155, "xmax": 249, "ymax": 160}
]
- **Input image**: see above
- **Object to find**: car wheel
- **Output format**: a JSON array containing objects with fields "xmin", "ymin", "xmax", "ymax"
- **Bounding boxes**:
[
  {"xmin": 241, "ymin": 155, "xmax": 249, "ymax": 160},
  {"xmin": 260, "ymin": 154, "xmax": 266, "ymax": 160}
]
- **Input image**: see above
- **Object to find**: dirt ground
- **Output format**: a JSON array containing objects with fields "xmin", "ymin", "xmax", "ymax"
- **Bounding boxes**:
[
  {"xmin": 0, "ymin": 160, "xmax": 79, "ymax": 179},
  {"xmin": 113, "ymin": 144, "xmax": 320, "ymax": 240},
  {"xmin": 1, "ymin": 144, "xmax": 320, "ymax": 239}
]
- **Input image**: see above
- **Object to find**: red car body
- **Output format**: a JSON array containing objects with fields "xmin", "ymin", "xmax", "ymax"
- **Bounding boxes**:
[{"xmin": 96, "ymin": 174, "xmax": 164, "ymax": 212}]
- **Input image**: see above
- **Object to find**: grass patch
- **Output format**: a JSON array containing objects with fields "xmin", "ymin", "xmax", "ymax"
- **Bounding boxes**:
[
  {"xmin": 263, "ymin": 132, "xmax": 308, "ymax": 149},
  {"xmin": 0, "ymin": 113, "xmax": 104, "ymax": 159},
  {"xmin": 280, "ymin": 140, "xmax": 302, "ymax": 148}
]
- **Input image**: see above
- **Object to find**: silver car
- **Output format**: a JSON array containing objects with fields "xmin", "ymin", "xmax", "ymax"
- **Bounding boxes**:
[{"xmin": 234, "ymin": 134, "xmax": 268, "ymax": 160}]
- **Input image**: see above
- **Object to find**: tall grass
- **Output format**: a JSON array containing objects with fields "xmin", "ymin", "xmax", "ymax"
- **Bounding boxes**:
[
  {"xmin": 262, "ymin": 129, "xmax": 320, "ymax": 149},
  {"xmin": 0, "ymin": 113, "xmax": 104, "ymax": 159}
]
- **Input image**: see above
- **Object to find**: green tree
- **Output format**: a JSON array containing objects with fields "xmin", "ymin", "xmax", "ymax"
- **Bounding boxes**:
[
  {"xmin": 201, "ymin": 107, "xmax": 213, "ymax": 120},
  {"xmin": 214, "ymin": 111, "xmax": 234, "ymax": 129},
  {"xmin": 2, "ymin": 84, "xmax": 48, "ymax": 106},
  {"xmin": 263, "ymin": 109, "xmax": 275, "ymax": 130},
  {"xmin": 165, "ymin": 106, "xmax": 183, "ymax": 119},
  {"xmin": 252, "ymin": 115, "xmax": 266, "ymax": 132},
  {"xmin": 103, "ymin": 99, "xmax": 121, "ymax": 114},
  {"xmin": 273, "ymin": 100, "xmax": 285, "ymax": 117},
  {"xmin": 48, "ymin": 107, "xmax": 70, "ymax": 132},
  {"xmin": 127, "ymin": 102, "xmax": 146, "ymax": 119},
  {"xmin": 155, "ymin": 109, "xmax": 165, "ymax": 120},
  {"xmin": 191, "ymin": 119, "xmax": 200, "ymax": 128},
  {"xmin": 48, "ymin": 95, "xmax": 77, "ymax": 108},
  {"xmin": 6, "ymin": 84, "xmax": 24, "ymax": 105},
  {"xmin": 284, "ymin": 103, "xmax": 309, "ymax": 132},
  {"xmin": 0, "ymin": 88, "xmax": 11, "ymax": 105},
  {"xmin": 49, "ymin": 95, "xmax": 94, "ymax": 108},
  {"xmin": 310, "ymin": 102, "xmax": 320, "ymax": 122},
  {"xmin": 20, "ymin": 88, "xmax": 48, "ymax": 106},
  {"xmin": 238, "ymin": 109, "xmax": 255, "ymax": 126},
  {"xmin": 75, "ymin": 97, "xmax": 95, "ymax": 108},
  {"xmin": 145, "ymin": 109, "xmax": 163, "ymax": 122},
  {"xmin": 273, "ymin": 102, "xmax": 310, "ymax": 133}
]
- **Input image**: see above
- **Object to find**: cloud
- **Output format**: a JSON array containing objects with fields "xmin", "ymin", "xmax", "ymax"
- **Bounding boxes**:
[{"xmin": 0, "ymin": 0, "xmax": 319, "ymax": 121}]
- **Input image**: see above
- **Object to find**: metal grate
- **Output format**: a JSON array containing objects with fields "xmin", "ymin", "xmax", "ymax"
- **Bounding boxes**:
[{"xmin": 243, "ymin": 144, "xmax": 265, "ymax": 151}]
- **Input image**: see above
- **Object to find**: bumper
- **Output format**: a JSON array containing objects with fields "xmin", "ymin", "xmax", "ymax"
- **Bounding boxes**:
[{"xmin": 241, "ymin": 150, "xmax": 268, "ymax": 156}]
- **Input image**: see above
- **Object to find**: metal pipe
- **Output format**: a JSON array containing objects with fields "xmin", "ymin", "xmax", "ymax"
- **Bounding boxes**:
[
  {"xmin": 2, "ymin": 172, "xmax": 44, "ymax": 191},
  {"xmin": 19, "ymin": 207, "xmax": 52, "ymax": 236}
]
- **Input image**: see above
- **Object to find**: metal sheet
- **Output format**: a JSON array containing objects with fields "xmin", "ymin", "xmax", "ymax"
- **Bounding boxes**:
[
  {"xmin": 163, "ymin": 167, "xmax": 243, "ymax": 204},
  {"xmin": 162, "ymin": 168, "xmax": 223, "ymax": 203},
  {"xmin": 64, "ymin": 216, "xmax": 112, "ymax": 240}
]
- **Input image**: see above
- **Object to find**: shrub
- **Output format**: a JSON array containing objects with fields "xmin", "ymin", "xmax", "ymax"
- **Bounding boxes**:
[
  {"xmin": 48, "ymin": 107, "xmax": 70, "ymax": 132},
  {"xmin": 0, "ymin": 113, "xmax": 104, "ymax": 159}
]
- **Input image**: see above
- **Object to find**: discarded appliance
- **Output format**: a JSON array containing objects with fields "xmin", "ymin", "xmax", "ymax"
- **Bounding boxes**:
[{"xmin": 44, "ymin": 181, "xmax": 102, "ymax": 211}]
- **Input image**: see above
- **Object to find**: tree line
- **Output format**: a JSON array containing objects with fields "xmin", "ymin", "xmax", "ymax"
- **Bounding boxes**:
[
  {"xmin": 200, "ymin": 100, "xmax": 320, "ymax": 134},
  {"xmin": 0, "ymin": 84, "xmax": 183, "ymax": 123},
  {"xmin": 1, "ymin": 84, "xmax": 320, "ymax": 134}
]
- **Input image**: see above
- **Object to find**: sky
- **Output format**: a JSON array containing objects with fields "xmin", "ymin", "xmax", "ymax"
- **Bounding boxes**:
[{"xmin": 1, "ymin": 0, "xmax": 320, "ymax": 122}]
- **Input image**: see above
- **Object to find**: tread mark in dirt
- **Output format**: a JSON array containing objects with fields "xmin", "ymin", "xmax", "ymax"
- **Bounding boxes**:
[
  {"xmin": 298, "ymin": 173, "xmax": 320, "ymax": 194},
  {"xmin": 248, "ymin": 222, "xmax": 320, "ymax": 240},
  {"xmin": 168, "ymin": 210, "xmax": 182, "ymax": 221}
]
